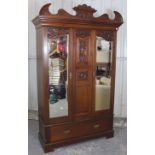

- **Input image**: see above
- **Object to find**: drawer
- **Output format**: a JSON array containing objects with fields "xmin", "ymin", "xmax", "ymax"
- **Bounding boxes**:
[
  {"xmin": 50, "ymin": 120, "xmax": 112, "ymax": 142},
  {"xmin": 87, "ymin": 120, "xmax": 112, "ymax": 134}
]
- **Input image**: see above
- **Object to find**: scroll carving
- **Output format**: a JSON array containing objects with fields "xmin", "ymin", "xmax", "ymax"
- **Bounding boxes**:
[
  {"xmin": 47, "ymin": 27, "xmax": 69, "ymax": 38},
  {"xmin": 97, "ymin": 31, "xmax": 113, "ymax": 41},
  {"xmin": 76, "ymin": 30, "xmax": 90, "ymax": 37},
  {"xmin": 39, "ymin": 3, "xmax": 51, "ymax": 15},
  {"xmin": 39, "ymin": 3, "xmax": 72, "ymax": 17}
]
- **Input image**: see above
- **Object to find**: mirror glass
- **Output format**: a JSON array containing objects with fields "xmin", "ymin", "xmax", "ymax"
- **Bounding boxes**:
[
  {"xmin": 48, "ymin": 28, "xmax": 69, "ymax": 118},
  {"xmin": 95, "ymin": 36, "xmax": 112, "ymax": 111}
]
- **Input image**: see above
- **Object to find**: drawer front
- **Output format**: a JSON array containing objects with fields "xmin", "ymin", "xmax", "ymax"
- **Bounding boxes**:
[
  {"xmin": 50, "ymin": 120, "xmax": 112, "ymax": 142},
  {"xmin": 88, "ymin": 120, "xmax": 112, "ymax": 134}
]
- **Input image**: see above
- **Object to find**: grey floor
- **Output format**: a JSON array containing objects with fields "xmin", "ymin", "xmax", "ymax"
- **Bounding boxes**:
[{"xmin": 28, "ymin": 120, "xmax": 127, "ymax": 155}]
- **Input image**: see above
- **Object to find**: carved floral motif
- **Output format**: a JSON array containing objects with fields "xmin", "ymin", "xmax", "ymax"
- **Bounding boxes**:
[
  {"xmin": 77, "ymin": 71, "xmax": 88, "ymax": 80},
  {"xmin": 79, "ymin": 39, "xmax": 88, "ymax": 63},
  {"xmin": 76, "ymin": 30, "xmax": 90, "ymax": 63},
  {"xmin": 76, "ymin": 30, "xmax": 90, "ymax": 37},
  {"xmin": 73, "ymin": 4, "xmax": 96, "ymax": 19},
  {"xmin": 47, "ymin": 28, "xmax": 68, "ymax": 39},
  {"xmin": 97, "ymin": 31, "xmax": 113, "ymax": 41}
]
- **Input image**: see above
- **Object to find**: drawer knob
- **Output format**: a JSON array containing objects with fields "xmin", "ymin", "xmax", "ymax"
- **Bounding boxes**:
[
  {"xmin": 94, "ymin": 124, "xmax": 100, "ymax": 128},
  {"xmin": 64, "ymin": 129, "xmax": 71, "ymax": 134}
]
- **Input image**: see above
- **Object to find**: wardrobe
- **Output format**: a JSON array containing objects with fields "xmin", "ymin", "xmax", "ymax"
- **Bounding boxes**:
[{"xmin": 32, "ymin": 3, "xmax": 123, "ymax": 152}]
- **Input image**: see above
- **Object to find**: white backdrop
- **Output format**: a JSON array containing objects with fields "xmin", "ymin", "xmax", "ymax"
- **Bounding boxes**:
[{"xmin": 28, "ymin": 0, "xmax": 127, "ymax": 118}]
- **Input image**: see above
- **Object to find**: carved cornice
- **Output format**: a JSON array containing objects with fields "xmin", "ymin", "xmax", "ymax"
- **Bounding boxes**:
[{"xmin": 32, "ymin": 3, "xmax": 123, "ymax": 28}]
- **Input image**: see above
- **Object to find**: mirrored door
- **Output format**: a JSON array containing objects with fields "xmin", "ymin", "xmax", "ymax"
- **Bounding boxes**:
[
  {"xmin": 95, "ymin": 32, "xmax": 113, "ymax": 111},
  {"xmin": 47, "ymin": 27, "xmax": 69, "ymax": 118}
]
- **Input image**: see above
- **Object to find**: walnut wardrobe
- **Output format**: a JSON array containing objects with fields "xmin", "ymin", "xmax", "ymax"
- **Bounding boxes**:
[{"xmin": 32, "ymin": 3, "xmax": 123, "ymax": 153}]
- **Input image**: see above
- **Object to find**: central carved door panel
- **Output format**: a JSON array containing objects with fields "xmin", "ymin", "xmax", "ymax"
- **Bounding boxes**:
[{"xmin": 73, "ymin": 30, "xmax": 94, "ymax": 120}]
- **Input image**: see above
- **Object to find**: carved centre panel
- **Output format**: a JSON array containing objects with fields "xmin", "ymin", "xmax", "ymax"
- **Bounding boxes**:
[{"xmin": 74, "ymin": 29, "xmax": 92, "ymax": 118}]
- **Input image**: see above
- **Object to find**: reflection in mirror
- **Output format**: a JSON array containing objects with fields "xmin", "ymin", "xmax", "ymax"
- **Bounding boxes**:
[
  {"xmin": 48, "ymin": 28, "xmax": 69, "ymax": 118},
  {"xmin": 95, "ymin": 36, "xmax": 112, "ymax": 111}
]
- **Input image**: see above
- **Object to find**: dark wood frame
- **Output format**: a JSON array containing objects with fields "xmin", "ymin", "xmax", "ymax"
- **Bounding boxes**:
[{"xmin": 32, "ymin": 3, "xmax": 123, "ymax": 153}]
